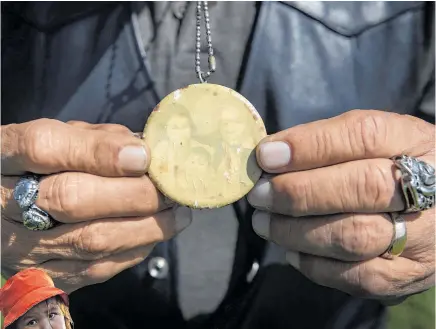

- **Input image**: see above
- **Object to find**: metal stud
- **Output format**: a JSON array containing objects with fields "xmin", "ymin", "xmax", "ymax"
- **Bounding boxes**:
[{"xmin": 148, "ymin": 257, "xmax": 169, "ymax": 279}]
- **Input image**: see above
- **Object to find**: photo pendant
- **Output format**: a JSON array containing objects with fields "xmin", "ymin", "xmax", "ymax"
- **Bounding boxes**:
[{"xmin": 143, "ymin": 83, "xmax": 267, "ymax": 208}]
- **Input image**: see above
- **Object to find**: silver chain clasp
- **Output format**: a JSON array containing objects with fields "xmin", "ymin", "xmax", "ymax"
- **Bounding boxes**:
[{"xmin": 195, "ymin": 1, "xmax": 216, "ymax": 83}]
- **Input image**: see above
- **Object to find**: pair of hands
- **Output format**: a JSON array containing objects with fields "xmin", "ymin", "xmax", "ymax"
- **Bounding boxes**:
[{"xmin": 1, "ymin": 110, "xmax": 434, "ymax": 303}]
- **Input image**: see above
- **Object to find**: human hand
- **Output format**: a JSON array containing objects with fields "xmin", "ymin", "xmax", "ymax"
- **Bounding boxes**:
[
  {"xmin": 248, "ymin": 110, "xmax": 435, "ymax": 302},
  {"xmin": 1, "ymin": 119, "xmax": 192, "ymax": 293}
]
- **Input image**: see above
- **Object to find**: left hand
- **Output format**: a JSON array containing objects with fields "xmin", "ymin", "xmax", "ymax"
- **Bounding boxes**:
[{"xmin": 248, "ymin": 110, "xmax": 435, "ymax": 302}]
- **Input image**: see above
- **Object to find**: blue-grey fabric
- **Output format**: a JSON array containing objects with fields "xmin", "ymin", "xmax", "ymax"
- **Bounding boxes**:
[
  {"xmin": 2, "ymin": 2, "xmax": 434, "ymax": 329},
  {"xmin": 241, "ymin": 1, "xmax": 434, "ymax": 130}
]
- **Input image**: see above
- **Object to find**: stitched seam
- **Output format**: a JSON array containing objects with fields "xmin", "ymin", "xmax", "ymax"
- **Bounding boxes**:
[{"xmin": 278, "ymin": 1, "xmax": 424, "ymax": 38}]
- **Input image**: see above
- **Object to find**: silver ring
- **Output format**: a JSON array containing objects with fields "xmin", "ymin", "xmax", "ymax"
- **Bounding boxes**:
[
  {"xmin": 22, "ymin": 204, "xmax": 56, "ymax": 231},
  {"xmin": 393, "ymin": 155, "xmax": 435, "ymax": 213},
  {"xmin": 13, "ymin": 175, "xmax": 40, "ymax": 209},
  {"xmin": 14, "ymin": 175, "xmax": 56, "ymax": 230},
  {"xmin": 382, "ymin": 212, "xmax": 407, "ymax": 259}
]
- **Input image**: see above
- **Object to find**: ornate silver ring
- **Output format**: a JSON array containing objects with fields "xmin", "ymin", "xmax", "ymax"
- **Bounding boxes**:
[
  {"xmin": 22, "ymin": 204, "xmax": 56, "ymax": 231},
  {"xmin": 393, "ymin": 155, "xmax": 435, "ymax": 213},
  {"xmin": 382, "ymin": 212, "xmax": 407, "ymax": 259},
  {"xmin": 14, "ymin": 174, "xmax": 56, "ymax": 230},
  {"xmin": 13, "ymin": 175, "xmax": 40, "ymax": 209}
]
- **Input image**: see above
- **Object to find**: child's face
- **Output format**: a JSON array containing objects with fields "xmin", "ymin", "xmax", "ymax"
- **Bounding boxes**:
[
  {"xmin": 186, "ymin": 152, "xmax": 209, "ymax": 173},
  {"xmin": 15, "ymin": 298, "xmax": 66, "ymax": 329}
]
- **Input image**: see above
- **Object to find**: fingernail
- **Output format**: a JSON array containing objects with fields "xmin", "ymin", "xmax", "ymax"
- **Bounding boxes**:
[
  {"xmin": 174, "ymin": 206, "xmax": 192, "ymax": 232},
  {"xmin": 258, "ymin": 142, "xmax": 291, "ymax": 170},
  {"xmin": 118, "ymin": 145, "xmax": 148, "ymax": 173},
  {"xmin": 252, "ymin": 210, "xmax": 270, "ymax": 238},
  {"xmin": 286, "ymin": 251, "xmax": 300, "ymax": 270},
  {"xmin": 247, "ymin": 178, "xmax": 273, "ymax": 209}
]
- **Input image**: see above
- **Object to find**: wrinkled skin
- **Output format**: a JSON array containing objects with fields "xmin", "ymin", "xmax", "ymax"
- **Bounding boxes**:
[
  {"xmin": 1, "ymin": 119, "xmax": 192, "ymax": 293},
  {"xmin": 249, "ymin": 110, "xmax": 435, "ymax": 304}
]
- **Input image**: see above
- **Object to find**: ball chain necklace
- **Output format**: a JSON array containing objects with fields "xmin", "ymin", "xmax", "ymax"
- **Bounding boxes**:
[
  {"xmin": 143, "ymin": 1, "xmax": 266, "ymax": 208},
  {"xmin": 194, "ymin": 1, "xmax": 216, "ymax": 83}
]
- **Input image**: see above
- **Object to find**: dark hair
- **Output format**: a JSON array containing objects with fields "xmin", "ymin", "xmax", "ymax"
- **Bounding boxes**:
[
  {"xmin": 145, "ymin": 103, "xmax": 196, "ymax": 145},
  {"xmin": 160, "ymin": 103, "xmax": 195, "ymax": 129}
]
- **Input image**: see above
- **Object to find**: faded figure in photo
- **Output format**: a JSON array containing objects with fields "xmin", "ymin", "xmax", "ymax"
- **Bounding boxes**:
[
  {"xmin": 152, "ymin": 105, "xmax": 213, "ymax": 187},
  {"xmin": 216, "ymin": 106, "xmax": 259, "ymax": 197},
  {"xmin": 177, "ymin": 146, "xmax": 217, "ymax": 200},
  {"xmin": 0, "ymin": 268, "xmax": 73, "ymax": 329}
]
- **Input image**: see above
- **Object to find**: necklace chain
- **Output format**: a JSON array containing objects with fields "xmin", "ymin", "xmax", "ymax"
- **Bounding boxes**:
[{"xmin": 195, "ymin": 1, "xmax": 216, "ymax": 83}]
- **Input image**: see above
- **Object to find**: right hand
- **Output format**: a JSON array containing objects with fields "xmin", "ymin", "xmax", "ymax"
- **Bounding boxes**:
[{"xmin": 1, "ymin": 119, "xmax": 192, "ymax": 293}]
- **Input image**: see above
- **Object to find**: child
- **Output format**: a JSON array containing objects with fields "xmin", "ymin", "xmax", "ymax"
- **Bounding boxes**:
[
  {"xmin": 0, "ymin": 268, "xmax": 73, "ymax": 329},
  {"xmin": 176, "ymin": 147, "xmax": 217, "ymax": 203}
]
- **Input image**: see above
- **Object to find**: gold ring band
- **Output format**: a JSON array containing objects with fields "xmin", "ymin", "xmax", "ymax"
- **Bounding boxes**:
[{"xmin": 382, "ymin": 212, "xmax": 407, "ymax": 259}]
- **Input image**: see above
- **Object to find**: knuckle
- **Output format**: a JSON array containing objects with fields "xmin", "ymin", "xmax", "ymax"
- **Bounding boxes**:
[
  {"xmin": 282, "ymin": 176, "xmax": 313, "ymax": 216},
  {"xmin": 347, "ymin": 110, "xmax": 388, "ymax": 157},
  {"xmin": 312, "ymin": 128, "xmax": 333, "ymax": 163},
  {"xmin": 359, "ymin": 161, "xmax": 395, "ymax": 210},
  {"xmin": 331, "ymin": 215, "xmax": 378, "ymax": 260},
  {"xmin": 45, "ymin": 173, "xmax": 80, "ymax": 220},
  {"xmin": 91, "ymin": 135, "xmax": 118, "ymax": 173},
  {"xmin": 72, "ymin": 225, "xmax": 108, "ymax": 259},
  {"xmin": 22, "ymin": 119, "xmax": 60, "ymax": 167}
]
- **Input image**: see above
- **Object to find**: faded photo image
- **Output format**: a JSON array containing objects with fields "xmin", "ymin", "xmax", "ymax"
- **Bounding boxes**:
[
  {"xmin": 215, "ymin": 105, "xmax": 259, "ymax": 197},
  {"xmin": 177, "ymin": 147, "xmax": 218, "ymax": 199},
  {"xmin": 144, "ymin": 84, "xmax": 266, "ymax": 207},
  {"xmin": 146, "ymin": 102, "xmax": 215, "ymax": 203},
  {"xmin": 189, "ymin": 99, "xmax": 261, "ymax": 200},
  {"xmin": 0, "ymin": 268, "xmax": 73, "ymax": 329}
]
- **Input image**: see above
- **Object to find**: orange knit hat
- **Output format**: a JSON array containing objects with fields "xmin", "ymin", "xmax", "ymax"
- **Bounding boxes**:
[{"xmin": 0, "ymin": 268, "xmax": 69, "ymax": 329}]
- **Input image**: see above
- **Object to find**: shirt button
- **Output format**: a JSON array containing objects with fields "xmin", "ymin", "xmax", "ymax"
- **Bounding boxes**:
[{"xmin": 148, "ymin": 257, "xmax": 169, "ymax": 279}]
